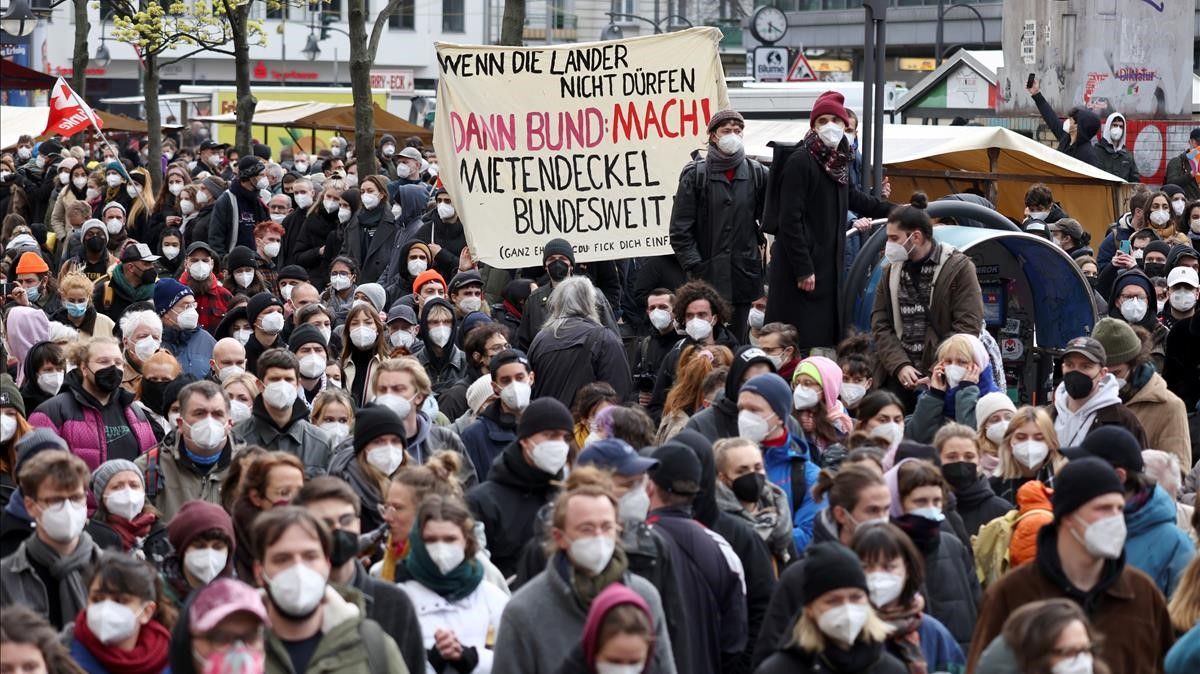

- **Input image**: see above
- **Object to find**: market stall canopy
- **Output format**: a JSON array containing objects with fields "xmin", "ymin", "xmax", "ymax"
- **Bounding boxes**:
[
  {"xmin": 743, "ymin": 123, "xmax": 1127, "ymax": 238},
  {"xmin": 93, "ymin": 109, "xmax": 148, "ymax": 133},
  {"xmin": 0, "ymin": 60, "xmax": 56, "ymax": 90},
  {"xmin": 0, "ymin": 106, "xmax": 49, "ymax": 149},
  {"xmin": 193, "ymin": 100, "xmax": 433, "ymax": 146}
]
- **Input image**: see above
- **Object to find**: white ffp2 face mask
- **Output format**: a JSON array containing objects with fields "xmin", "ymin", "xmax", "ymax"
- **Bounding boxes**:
[
  {"xmin": 86, "ymin": 599, "xmax": 140, "ymax": 645},
  {"xmin": 1070, "ymin": 513, "xmax": 1126, "ymax": 560},
  {"xmin": 264, "ymin": 563, "xmax": 327, "ymax": 618},
  {"xmin": 568, "ymin": 535, "xmax": 616, "ymax": 575},
  {"xmin": 816, "ymin": 602, "xmax": 868, "ymax": 645},
  {"xmin": 184, "ymin": 547, "xmax": 228, "ymax": 584},
  {"xmin": 530, "ymin": 439, "xmax": 569, "ymax": 474}
]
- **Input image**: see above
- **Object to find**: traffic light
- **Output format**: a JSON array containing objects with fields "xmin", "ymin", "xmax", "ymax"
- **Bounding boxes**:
[{"xmin": 320, "ymin": 12, "xmax": 335, "ymax": 41}]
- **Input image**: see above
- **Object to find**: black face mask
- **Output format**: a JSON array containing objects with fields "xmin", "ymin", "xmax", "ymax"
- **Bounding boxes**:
[
  {"xmin": 330, "ymin": 528, "xmax": 360, "ymax": 567},
  {"xmin": 140, "ymin": 379, "xmax": 168, "ymax": 415},
  {"xmin": 730, "ymin": 472, "xmax": 766, "ymax": 503},
  {"xmin": 91, "ymin": 365, "xmax": 124, "ymax": 394},
  {"xmin": 891, "ymin": 513, "xmax": 942, "ymax": 553},
  {"xmin": 546, "ymin": 260, "xmax": 570, "ymax": 283},
  {"xmin": 941, "ymin": 462, "xmax": 978, "ymax": 492},
  {"xmin": 85, "ymin": 236, "xmax": 106, "ymax": 254},
  {"xmin": 140, "ymin": 267, "xmax": 157, "ymax": 286},
  {"xmin": 1062, "ymin": 370, "xmax": 1096, "ymax": 400},
  {"xmin": 1143, "ymin": 262, "xmax": 1166, "ymax": 278},
  {"xmin": 1086, "ymin": 275, "xmax": 1099, "ymax": 290}
]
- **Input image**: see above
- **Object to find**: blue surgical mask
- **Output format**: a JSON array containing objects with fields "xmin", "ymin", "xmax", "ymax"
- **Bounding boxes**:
[
  {"xmin": 66, "ymin": 301, "xmax": 88, "ymax": 318},
  {"xmin": 24, "ymin": 286, "xmax": 39, "ymax": 304}
]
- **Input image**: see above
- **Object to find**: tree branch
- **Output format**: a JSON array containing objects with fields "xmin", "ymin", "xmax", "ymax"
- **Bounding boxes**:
[{"xmin": 367, "ymin": 0, "xmax": 404, "ymax": 61}]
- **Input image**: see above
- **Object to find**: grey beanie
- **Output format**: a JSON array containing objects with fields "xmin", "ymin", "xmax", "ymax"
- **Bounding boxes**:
[
  {"xmin": 91, "ymin": 459, "xmax": 144, "ymax": 499},
  {"xmin": 356, "ymin": 283, "xmax": 387, "ymax": 313},
  {"xmin": 14, "ymin": 429, "xmax": 68, "ymax": 476}
]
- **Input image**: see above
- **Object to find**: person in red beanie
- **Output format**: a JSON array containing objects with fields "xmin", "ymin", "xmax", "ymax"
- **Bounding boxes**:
[
  {"xmin": 11, "ymin": 250, "xmax": 60, "ymax": 317},
  {"xmin": 558, "ymin": 583, "xmax": 661, "ymax": 674},
  {"xmin": 161, "ymin": 499, "xmax": 236, "ymax": 608},
  {"xmin": 764, "ymin": 90, "xmax": 895, "ymax": 355},
  {"xmin": 412, "ymin": 268, "xmax": 449, "ymax": 312}
]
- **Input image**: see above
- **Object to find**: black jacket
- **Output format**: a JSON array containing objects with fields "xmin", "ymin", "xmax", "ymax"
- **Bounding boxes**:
[
  {"xmin": 953, "ymin": 475, "xmax": 1012, "ymax": 537},
  {"xmin": 647, "ymin": 325, "xmax": 740, "ymax": 421},
  {"xmin": 921, "ymin": 531, "xmax": 981, "ymax": 654},
  {"xmin": 1163, "ymin": 314, "xmax": 1200, "ymax": 410},
  {"xmin": 347, "ymin": 560, "xmax": 426, "ymax": 674},
  {"xmin": 1032, "ymin": 92, "xmax": 1102, "ymax": 168},
  {"xmin": 755, "ymin": 641, "xmax": 908, "ymax": 674},
  {"xmin": 515, "ymin": 278, "xmax": 619, "ymax": 351},
  {"xmin": 464, "ymin": 440, "xmax": 560, "ymax": 578},
  {"xmin": 340, "ymin": 206, "xmax": 397, "ymax": 284},
  {"xmin": 293, "ymin": 207, "xmax": 338, "ymax": 290},
  {"xmin": 765, "ymin": 141, "xmax": 894, "ymax": 350},
  {"xmin": 85, "ymin": 516, "xmax": 172, "ymax": 569},
  {"xmin": 408, "ymin": 214, "xmax": 467, "ymax": 281},
  {"xmin": 529, "ymin": 316, "xmax": 633, "ymax": 408}
]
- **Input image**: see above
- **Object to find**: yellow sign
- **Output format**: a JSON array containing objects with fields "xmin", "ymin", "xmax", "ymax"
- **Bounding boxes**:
[
  {"xmin": 899, "ymin": 57, "xmax": 938, "ymax": 72},
  {"xmin": 213, "ymin": 88, "xmax": 388, "ymax": 148},
  {"xmin": 434, "ymin": 28, "xmax": 729, "ymax": 269},
  {"xmin": 809, "ymin": 59, "xmax": 851, "ymax": 73}
]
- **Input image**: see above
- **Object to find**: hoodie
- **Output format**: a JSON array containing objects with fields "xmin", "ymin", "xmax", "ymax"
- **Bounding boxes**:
[
  {"xmin": 1052, "ymin": 373, "xmax": 1124, "ymax": 446},
  {"xmin": 1033, "ymin": 92, "xmax": 1102, "ymax": 168},
  {"xmin": 1094, "ymin": 114, "xmax": 1141, "ymax": 186},
  {"xmin": 414, "ymin": 297, "xmax": 467, "ymax": 396},
  {"xmin": 465, "ymin": 440, "xmax": 559, "ymax": 577},
  {"xmin": 1125, "ymin": 485, "xmax": 1195, "ymax": 597}
]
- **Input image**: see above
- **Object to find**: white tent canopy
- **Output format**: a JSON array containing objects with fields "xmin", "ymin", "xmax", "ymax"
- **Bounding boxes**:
[{"xmin": 0, "ymin": 106, "xmax": 50, "ymax": 150}]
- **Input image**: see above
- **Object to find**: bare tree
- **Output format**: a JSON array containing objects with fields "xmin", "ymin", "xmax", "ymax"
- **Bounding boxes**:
[{"xmin": 500, "ymin": 0, "xmax": 524, "ymax": 46}]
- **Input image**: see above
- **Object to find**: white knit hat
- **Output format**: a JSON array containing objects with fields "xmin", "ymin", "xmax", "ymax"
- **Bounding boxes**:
[
  {"xmin": 466, "ymin": 374, "xmax": 495, "ymax": 415},
  {"xmin": 974, "ymin": 392, "xmax": 1016, "ymax": 431}
]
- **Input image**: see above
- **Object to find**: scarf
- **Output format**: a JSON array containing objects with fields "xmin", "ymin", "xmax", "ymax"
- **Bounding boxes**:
[
  {"xmin": 818, "ymin": 637, "xmax": 887, "ymax": 673},
  {"xmin": 73, "ymin": 608, "xmax": 171, "ymax": 674},
  {"xmin": 402, "ymin": 526, "xmax": 484, "ymax": 601},
  {"xmin": 381, "ymin": 534, "xmax": 410, "ymax": 582},
  {"xmin": 105, "ymin": 512, "xmax": 157, "ymax": 553},
  {"xmin": 24, "ymin": 531, "xmax": 96, "ymax": 623},
  {"xmin": 803, "ymin": 128, "xmax": 850, "ymax": 185},
  {"xmin": 705, "ymin": 142, "xmax": 744, "ymax": 173},
  {"xmin": 877, "ymin": 595, "xmax": 928, "ymax": 674},
  {"xmin": 891, "ymin": 513, "xmax": 942, "ymax": 554},
  {"xmin": 109, "ymin": 263, "xmax": 155, "ymax": 302},
  {"xmin": 558, "ymin": 546, "xmax": 630, "ymax": 611}
]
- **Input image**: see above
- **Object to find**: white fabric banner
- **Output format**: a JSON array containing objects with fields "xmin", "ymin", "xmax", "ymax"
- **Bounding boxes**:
[{"xmin": 433, "ymin": 27, "xmax": 729, "ymax": 269}]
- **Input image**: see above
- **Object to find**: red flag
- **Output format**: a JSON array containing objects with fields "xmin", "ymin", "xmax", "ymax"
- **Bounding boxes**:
[{"xmin": 42, "ymin": 77, "xmax": 103, "ymax": 137}]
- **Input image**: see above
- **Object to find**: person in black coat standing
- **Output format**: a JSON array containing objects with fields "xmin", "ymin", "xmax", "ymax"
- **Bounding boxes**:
[
  {"xmin": 765, "ymin": 91, "xmax": 894, "ymax": 354},
  {"xmin": 669, "ymin": 109, "xmax": 767, "ymax": 339},
  {"xmin": 465, "ymin": 397, "xmax": 574, "ymax": 578},
  {"xmin": 339, "ymin": 175, "xmax": 397, "ymax": 285},
  {"xmin": 1028, "ymin": 78, "xmax": 1103, "ymax": 169}
]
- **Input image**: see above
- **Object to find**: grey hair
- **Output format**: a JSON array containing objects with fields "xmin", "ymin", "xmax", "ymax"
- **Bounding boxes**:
[
  {"xmin": 1141, "ymin": 450, "xmax": 1182, "ymax": 499},
  {"xmin": 292, "ymin": 178, "xmax": 313, "ymax": 191},
  {"xmin": 266, "ymin": 162, "xmax": 284, "ymax": 181},
  {"xmin": 119, "ymin": 310, "xmax": 163, "ymax": 343},
  {"xmin": 543, "ymin": 276, "xmax": 600, "ymax": 335}
]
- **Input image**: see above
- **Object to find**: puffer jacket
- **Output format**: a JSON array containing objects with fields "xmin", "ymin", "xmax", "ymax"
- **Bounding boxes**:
[
  {"xmin": 27, "ymin": 371, "xmax": 157, "ymax": 473},
  {"xmin": 161, "ymin": 324, "xmax": 215, "ymax": 380},
  {"xmin": 263, "ymin": 586, "xmax": 408, "ymax": 674},
  {"xmin": 922, "ymin": 531, "xmax": 981, "ymax": 654},
  {"xmin": 232, "ymin": 396, "xmax": 333, "ymax": 478},
  {"xmin": 1125, "ymin": 485, "xmax": 1195, "ymax": 597}
]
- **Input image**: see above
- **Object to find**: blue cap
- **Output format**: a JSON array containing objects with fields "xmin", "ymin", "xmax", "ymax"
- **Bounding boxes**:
[
  {"xmin": 153, "ymin": 278, "xmax": 193, "ymax": 315},
  {"xmin": 740, "ymin": 373, "xmax": 792, "ymax": 422},
  {"xmin": 578, "ymin": 438, "xmax": 659, "ymax": 477}
]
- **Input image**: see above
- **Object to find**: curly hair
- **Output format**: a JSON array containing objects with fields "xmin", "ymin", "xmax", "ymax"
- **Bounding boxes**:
[{"xmin": 672, "ymin": 279, "xmax": 732, "ymax": 326}]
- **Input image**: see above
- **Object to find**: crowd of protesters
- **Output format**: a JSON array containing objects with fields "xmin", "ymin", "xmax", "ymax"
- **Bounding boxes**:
[{"xmin": 0, "ymin": 88, "xmax": 1197, "ymax": 674}]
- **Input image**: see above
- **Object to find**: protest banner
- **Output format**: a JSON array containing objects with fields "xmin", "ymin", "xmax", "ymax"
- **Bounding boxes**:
[{"xmin": 433, "ymin": 27, "xmax": 729, "ymax": 269}]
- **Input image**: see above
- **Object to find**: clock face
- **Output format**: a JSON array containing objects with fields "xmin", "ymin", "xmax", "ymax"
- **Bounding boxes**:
[{"xmin": 751, "ymin": 6, "xmax": 788, "ymax": 45}]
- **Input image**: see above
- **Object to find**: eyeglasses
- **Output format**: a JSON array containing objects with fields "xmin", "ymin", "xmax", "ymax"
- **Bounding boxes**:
[
  {"xmin": 485, "ymin": 343, "xmax": 511, "ymax": 356},
  {"xmin": 571, "ymin": 523, "xmax": 617, "ymax": 537},
  {"xmin": 1050, "ymin": 645, "xmax": 1094, "ymax": 660},
  {"xmin": 378, "ymin": 503, "xmax": 405, "ymax": 516},
  {"xmin": 39, "ymin": 494, "xmax": 87, "ymax": 508}
]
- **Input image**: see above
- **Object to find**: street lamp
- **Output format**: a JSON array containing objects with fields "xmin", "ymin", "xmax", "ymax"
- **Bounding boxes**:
[
  {"xmin": 302, "ymin": 33, "xmax": 321, "ymax": 61},
  {"xmin": 935, "ymin": 0, "xmax": 988, "ymax": 66},
  {"xmin": 0, "ymin": 0, "xmax": 37, "ymax": 37}
]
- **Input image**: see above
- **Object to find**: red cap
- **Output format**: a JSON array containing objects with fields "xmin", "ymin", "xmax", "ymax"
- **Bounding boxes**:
[{"xmin": 811, "ymin": 91, "xmax": 850, "ymax": 127}]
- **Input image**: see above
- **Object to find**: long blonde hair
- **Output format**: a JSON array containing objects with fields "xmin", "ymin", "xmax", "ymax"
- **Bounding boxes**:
[
  {"xmin": 790, "ymin": 602, "xmax": 892, "ymax": 652},
  {"xmin": 1169, "ymin": 555, "xmax": 1200, "ymax": 633},
  {"xmin": 998, "ymin": 406, "xmax": 1066, "ymax": 480}
]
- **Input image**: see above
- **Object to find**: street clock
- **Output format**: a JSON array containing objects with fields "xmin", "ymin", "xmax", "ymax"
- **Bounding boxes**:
[{"xmin": 750, "ymin": 5, "xmax": 788, "ymax": 45}]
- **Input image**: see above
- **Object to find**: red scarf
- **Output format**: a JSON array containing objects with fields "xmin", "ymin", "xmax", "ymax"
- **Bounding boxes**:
[
  {"xmin": 106, "ymin": 512, "xmax": 157, "ymax": 551},
  {"xmin": 73, "ymin": 609, "xmax": 170, "ymax": 674}
]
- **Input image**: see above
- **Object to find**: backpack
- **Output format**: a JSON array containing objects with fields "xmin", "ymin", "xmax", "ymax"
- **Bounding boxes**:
[
  {"xmin": 971, "ymin": 507, "xmax": 1051, "ymax": 587},
  {"xmin": 760, "ymin": 141, "xmax": 803, "ymax": 236},
  {"xmin": 360, "ymin": 618, "xmax": 390, "ymax": 672},
  {"xmin": 685, "ymin": 154, "xmax": 769, "ymax": 238}
]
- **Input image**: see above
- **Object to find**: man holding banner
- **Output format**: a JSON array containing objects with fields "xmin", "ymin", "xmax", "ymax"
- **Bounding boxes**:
[{"xmin": 669, "ymin": 108, "xmax": 768, "ymax": 340}]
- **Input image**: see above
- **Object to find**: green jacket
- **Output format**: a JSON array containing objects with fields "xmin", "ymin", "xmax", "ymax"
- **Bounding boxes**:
[{"xmin": 264, "ymin": 586, "xmax": 408, "ymax": 674}]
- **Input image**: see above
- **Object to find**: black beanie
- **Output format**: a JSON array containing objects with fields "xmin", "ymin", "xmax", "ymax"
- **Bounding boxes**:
[
  {"xmin": 353, "ymin": 406, "xmax": 407, "ymax": 454},
  {"xmin": 278, "ymin": 265, "xmax": 309, "ymax": 283},
  {"xmin": 288, "ymin": 324, "xmax": 327, "ymax": 351},
  {"xmin": 247, "ymin": 291, "xmax": 283, "ymax": 326},
  {"xmin": 542, "ymin": 238, "xmax": 575, "ymax": 265},
  {"xmin": 163, "ymin": 375, "xmax": 198, "ymax": 418},
  {"xmin": 517, "ymin": 397, "xmax": 574, "ymax": 439},
  {"xmin": 649, "ymin": 442, "xmax": 702, "ymax": 496},
  {"xmin": 1052, "ymin": 457, "xmax": 1124, "ymax": 519},
  {"xmin": 224, "ymin": 246, "xmax": 258, "ymax": 273},
  {"xmin": 801, "ymin": 542, "xmax": 869, "ymax": 603}
]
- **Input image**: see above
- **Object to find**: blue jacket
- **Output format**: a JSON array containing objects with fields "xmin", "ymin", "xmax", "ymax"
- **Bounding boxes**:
[
  {"xmin": 1125, "ymin": 485, "xmax": 1195, "ymax": 596},
  {"xmin": 1166, "ymin": 623, "xmax": 1200, "ymax": 674},
  {"xmin": 762, "ymin": 434, "xmax": 822, "ymax": 553},
  {"xmin": 1095, "ymin": 213, "xmax": 1133, "ymax": 270},
  {"xmin": 161, "ymin": 325, "xmax": 215, "ymax": 380},
  {"xmin": 905, "ymin": 613, "xmax": 966, "ymax": 674},
  {"xmin": 459, "ymin": 402, "xmax": 517, "ymax": 484}
]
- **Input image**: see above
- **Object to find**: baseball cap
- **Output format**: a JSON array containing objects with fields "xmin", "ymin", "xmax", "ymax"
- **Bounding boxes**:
[
  {"xmin": 1062, "ymin": 336, "xmax": 1105, "ymax": 365},
  {"xmin": 120, "ymin": 242, "xmax": 161, "ymax": 263},
  {"xmin": 649, "ymin": 443, "xmax": 702, "ymax": 496},
  {"xmin": 386, "ymin": 304, "xmax": 418, "ymax": 326},
  {"xmin": 198, "ymin": 139, "xmax": 226, "ymax": 151},
  {"xmin": 189, "ymin": 579, "xmax": 270, "ymax": 633},
  {"xmin": 1048, "ymin": 218, "xmax": 1084, "ymax": 241},
  {"xmin": 578, "ymin": 438, "xmax": 659, "ymax": 477},
  {"xmin": 1061, "ymin": 425, "xmax": 1144, "ymax": 472},
  {"xmin": 1167, "ymin": 266, "xmax": 1199, "ymax": 289}
]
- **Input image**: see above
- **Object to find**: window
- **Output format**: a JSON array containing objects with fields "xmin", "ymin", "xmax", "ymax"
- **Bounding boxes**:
[
  {"xmin": 443, "ymin": 0, "xmax": 464, "ymax": 32},
  {"xmin": 667, "ymin": 0, "xmax": 686, "ymax": 22},
  {"xmin": 610, "ymin": 0, "xmax": 636, "ymax": 16},
  {"xmin": 389, "ymin": 0, "xmax": 415, "ymax": 29}
]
